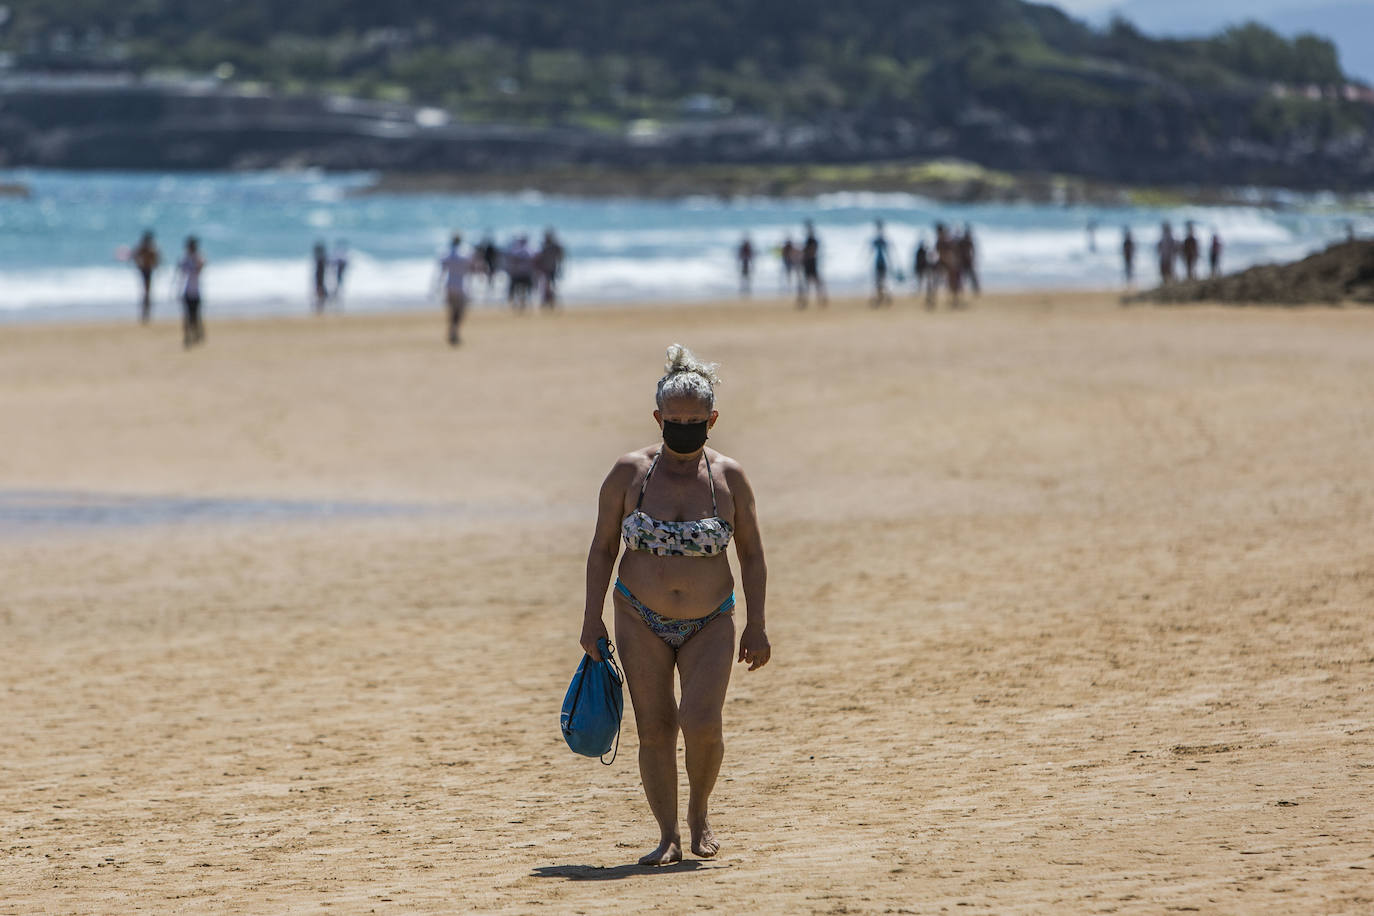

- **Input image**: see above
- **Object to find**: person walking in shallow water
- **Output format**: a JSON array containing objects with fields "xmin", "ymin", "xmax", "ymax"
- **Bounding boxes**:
[
  {"xmin": 779, "ymin": 237, "xmax": 798, "ymax": 293},
  {"xmin": 173, "ymin": 236, "xmax": 205, "ymax": 348},
  {"xmin": 505, "ymin": 234, "xmax": 536, "ymax": 311},
  {"xmin": 312, "ymin": 242, "xmax": 329, "ymax": 313},
  {"xmin": 1181, "ymin": 222, "xmax": 1200, "ymax": 282},
  {"xmin": 869, "ymin": 219, "xmax": 893, "ymax": 307},
  {"xmin": 958, "ymin": 223, "xmax": 980, "ymax": 296},
  {"xmin": 1122, "ymin": 227, "xmax": 1136, "ymax": 286},
  {"xmin": 933, "ymin": 223, "xmax": 964, "ymax": 308},
  {"xmin": 1157, "ymin": 222, "xmax": 1176, "ymax": 286},
  {"xmin": 535, "ymin": 228, "xmax": 565, "ymax": 309},
  {"xmin": 913, "ymin": 239, "xmax": 931, "ymax": 306},
  {"xmin": 581, "ymin": 344, "xmax": 770, "ymax": 865},
  {"xmin": 736, "ymin": 234, "xmax": 753, "ymax": 296},
  {"xmin": 477, "ymin": 232, "xmax": 499, "ymax": 295},
  {"xmin": 131, "ymin": 230, "xmax": 160, "ymax": 323},
  {"xmin": 797, "ymin": 220, "xmax": 826, "ymax": 308},
  {"xmin": 330, "ymin": 240, "xmax": 350, "ymax": 304}
]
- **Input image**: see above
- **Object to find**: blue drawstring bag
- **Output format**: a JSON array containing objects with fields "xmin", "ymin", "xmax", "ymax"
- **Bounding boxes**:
[{"xmin": 560, "ymin": 637, "xmax": 624, "ymax": 764}]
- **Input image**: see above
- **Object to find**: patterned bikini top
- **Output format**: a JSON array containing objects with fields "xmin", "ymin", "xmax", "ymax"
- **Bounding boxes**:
[{"xmin": 621, "ymin": 450, "xmax": 733, "ymax": 557}]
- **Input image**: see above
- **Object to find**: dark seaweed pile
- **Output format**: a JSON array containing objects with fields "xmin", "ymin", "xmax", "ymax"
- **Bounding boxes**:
[{"xmin": 1126, "ymin": 240, "xmax": 1374, "ymax": 306}]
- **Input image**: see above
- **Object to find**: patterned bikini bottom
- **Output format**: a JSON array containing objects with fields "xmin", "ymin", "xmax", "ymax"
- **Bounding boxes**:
[{"xmin": 614, "ymin": 578, "xmax": 734, "ymax": 650}]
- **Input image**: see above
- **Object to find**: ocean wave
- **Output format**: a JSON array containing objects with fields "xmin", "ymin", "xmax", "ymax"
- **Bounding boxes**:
[{"xmin": 2, "ymin": 170, "xmax": 1367, "ymax": 319}]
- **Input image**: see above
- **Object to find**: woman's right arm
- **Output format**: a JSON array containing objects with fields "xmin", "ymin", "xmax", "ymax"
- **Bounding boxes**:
[{"xmin": 581, "ymin": 458, "xmax": 634, "ymax": 661}]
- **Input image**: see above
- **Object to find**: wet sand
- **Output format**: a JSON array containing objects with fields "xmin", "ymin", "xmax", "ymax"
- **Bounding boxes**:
[{"xmin": 3, "ymin": 292, "xmax": 1372, "ymax": 913}]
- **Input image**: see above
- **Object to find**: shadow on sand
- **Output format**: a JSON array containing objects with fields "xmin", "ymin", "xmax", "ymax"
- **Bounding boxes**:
[{"xmin": 532, "ymin": 861, "xmax": 721, "ymax": 881}]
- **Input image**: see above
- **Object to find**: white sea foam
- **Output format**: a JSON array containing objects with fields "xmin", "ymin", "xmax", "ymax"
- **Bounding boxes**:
[
  {"xmin": 0, "ymin": 224, "xmax": 1351, "ymax": 319},
  {"xmin": 810, "ymin": 190, "xmax": 936, "ymax": 210}
]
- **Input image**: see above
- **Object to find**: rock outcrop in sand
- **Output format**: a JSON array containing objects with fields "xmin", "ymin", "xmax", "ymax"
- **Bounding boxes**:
[{"xmin": 1127, "ymin": 239, "xmax": 1374, "ymax": 306}]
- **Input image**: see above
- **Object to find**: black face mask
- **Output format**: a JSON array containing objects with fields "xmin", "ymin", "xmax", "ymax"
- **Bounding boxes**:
[{"xmin": 662, "ymin": 419, "xmax": 709, "ymax": 454}]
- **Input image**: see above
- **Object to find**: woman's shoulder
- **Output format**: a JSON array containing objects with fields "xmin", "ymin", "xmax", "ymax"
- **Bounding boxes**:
[
  {"xmin": 607, "ymin": 446, "xmax": 657, "ymax": 477},
  {"xmin": 707, "ymin": 448, "xmax": 747, "ymax": 480}
]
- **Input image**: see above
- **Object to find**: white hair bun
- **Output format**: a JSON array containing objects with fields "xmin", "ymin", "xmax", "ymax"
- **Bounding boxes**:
[
  {"xmin": 663, "ymin": 343, "xmax": 721, "ymax": 386},
  {"xmin": 657, "ymin": 343, "xmax": 720, "ymax": 407}
]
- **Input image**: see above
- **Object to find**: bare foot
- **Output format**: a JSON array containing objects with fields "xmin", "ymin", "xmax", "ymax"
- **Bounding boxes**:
[
  {"xmin": 638, "ymin": 836, "xmax": 682, "ymax": 866},
  {"xmin": 689, "ymin": 821, "xmax": 720, "ymax": 858}
]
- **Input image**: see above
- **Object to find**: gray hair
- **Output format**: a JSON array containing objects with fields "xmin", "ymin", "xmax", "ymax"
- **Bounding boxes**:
[{"xmin": 655, "ymin": 343, "xmax": 720, "ymax": 409}]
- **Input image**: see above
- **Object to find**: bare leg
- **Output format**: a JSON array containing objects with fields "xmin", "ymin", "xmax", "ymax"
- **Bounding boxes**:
[
  {"xmin": 614, "ymin": 601, "xmax": 682, "ymax": 865},
  {"xmin": 447, "ymin": 300, "xmax": 464, "ymax": 346},
  {"xmin": 675, "ymin": 610, "xmax": 735, "ymax": 858}
]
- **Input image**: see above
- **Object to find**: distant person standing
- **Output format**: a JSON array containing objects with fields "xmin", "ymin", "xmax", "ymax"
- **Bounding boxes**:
[
  {"xmin": 1086, "ymin": 218, "xmax": 1098, "ymax": 253},
  {"xmin": 436, "ymin": 234, "xmax": 472, "ymax": 346},
  {"xmin": 927, "ymin": 225, "xmax": 946, "ymax": 308},
  {"xmin": 1181, "ymin": 222, "xmax": 1200, "ymax": 281},
  {"xmin": 1122, "ymin": 227, "xmax": 1136, "ymax": 286},
  {"xmin": 779, "ymin": 237, "xmax": 798, "ymax": 292},
  {"xmin": 331, "ymin": 240, "xmax": 350, "ymax": 303},
  {"xmin": 934, "ymin": 223, "xmax": 963, "ymax": 308},
  {"xmin": 797, "ymin": 220, "xmax": 826, "ymax": 308},
  {"xmin": 1157, "ymin": 222, "xmax": 1176, "ymax": 285},
  {"xmin": 913, "ymin": 239, "xmax": 931, "ymax": 307},
  {"xmin": 869, "ymin": 219, "xmax": 892, "ymax": 307},
  {"xmin": 174, "ymin": 236, "xmax": 206, "ymax": 349},
  {"xmin": 958, "ymin": 223, "xmax": 980, "ymax": 296},
  {"xmin": 505, "ymin": 235, "xmax": 536, "ymax": 311},
  {"xmin": 312, "ymin": 241, "xmax": 329, "ymax": 313},
  {"xmin": 1209, "ymin": 231, "xmax": 1223, "ymax": 278},
  {"xmin": 536, "ymin": 228, "xmax": 565, "ymax": 309},
  {"xmin": 131, "ymin": 230, "xmax": 161, "ymax": 323},
  {"xmin": 736, "ymin": 235, "xmax": 754, "ymax": 296},
  {"xmin": 477, "ymin": 233, "xmax": 500, "ymax": 293}
]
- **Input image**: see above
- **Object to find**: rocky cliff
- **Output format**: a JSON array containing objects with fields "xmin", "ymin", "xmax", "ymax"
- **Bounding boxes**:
[{"xmin": 2, "ymin": 72, "xmax": 1371, "ymax": 192}]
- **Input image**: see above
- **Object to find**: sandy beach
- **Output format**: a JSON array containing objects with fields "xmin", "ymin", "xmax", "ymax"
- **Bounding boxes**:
[{"xmin": 3, "ymin": 291, "xmax": 1372, "ymax": 914}]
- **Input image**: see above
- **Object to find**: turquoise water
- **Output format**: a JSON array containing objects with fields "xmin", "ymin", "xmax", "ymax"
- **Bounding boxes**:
[{"xmin": 0, "ymin": 169, "xmax": 1369, "ymax": 320}]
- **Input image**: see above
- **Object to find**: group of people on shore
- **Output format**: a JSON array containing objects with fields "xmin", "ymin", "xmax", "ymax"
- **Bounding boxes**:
[
  {"xmin": 900, "ymin": 221, "xmax": 979, "ymax": 309},
  {"xmin": 124, "ymin": 227, "xmax": 567, "ymax": 347},
  {"xmin": 433, "ymin": 229, "xmax": 566, "ymax": 346},
  {"xmin": 480, "ymin": 229, "xmax": 566, "ymax": 311},
  {"xmin": 1121, "ymin": 221, "xmax": 1222, "ymax": 287},
  {"xmin": 735, "ymin": 219, "xmax": 980, "ymax": 309}
]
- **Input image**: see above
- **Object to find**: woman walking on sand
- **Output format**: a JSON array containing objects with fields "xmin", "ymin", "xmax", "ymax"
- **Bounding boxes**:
[{"xmin": 581, "ymin": 344, "xmax": 771, "ymax": 865}]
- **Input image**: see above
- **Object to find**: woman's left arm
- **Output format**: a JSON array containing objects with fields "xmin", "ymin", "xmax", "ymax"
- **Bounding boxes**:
[{"xmin": 727, "ymin": 463, "xmax": 770, "ymax": 671}]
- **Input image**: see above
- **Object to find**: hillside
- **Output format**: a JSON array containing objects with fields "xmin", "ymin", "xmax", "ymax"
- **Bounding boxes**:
[{"xmin": 1, "ymin": 1, "xmax": 1371, "ymax": 187}]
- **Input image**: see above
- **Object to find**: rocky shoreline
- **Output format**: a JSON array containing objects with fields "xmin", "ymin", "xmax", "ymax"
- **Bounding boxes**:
[
  {"xmin": 4, "ymin": 74, "xmax": 1374, "ymax": 203},
  {"xmin": 1125, "ymin": 239, "xmax": 1374, "ymax": 306}
]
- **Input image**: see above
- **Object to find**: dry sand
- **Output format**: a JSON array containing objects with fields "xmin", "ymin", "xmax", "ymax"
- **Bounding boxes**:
[{"xmin": 2, "ymin": 292, "xmax": 1372, "ymax": 914}]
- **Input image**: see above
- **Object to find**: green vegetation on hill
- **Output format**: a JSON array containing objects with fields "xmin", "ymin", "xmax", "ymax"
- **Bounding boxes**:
[
  {"xmin": 4, "ymin": 1, "xmax": 1369, "ymax": 188},
  {"xmin": 0, "ymin": 0, "xmax": 1353, "ymax": 123}
]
